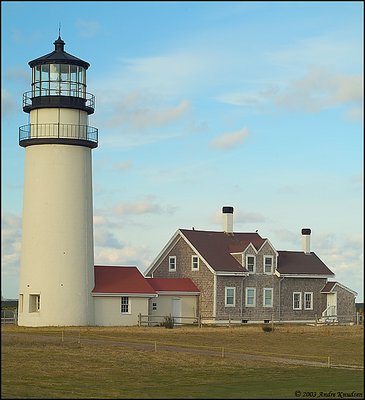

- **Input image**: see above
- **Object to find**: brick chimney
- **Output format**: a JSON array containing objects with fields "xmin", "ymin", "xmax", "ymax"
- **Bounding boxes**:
[
  {"xmin": 222, "ymin": 206, "xmax": 234, "ymax": 233},
  {"xmin": 301, "ymin": 228, "xmax": 311, "ymax": 254}
]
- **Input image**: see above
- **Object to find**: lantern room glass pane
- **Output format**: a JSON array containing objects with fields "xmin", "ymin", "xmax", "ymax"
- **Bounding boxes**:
[
  {"xmin": 41, "ymin": 64, "xmax": 49, "ymax": 81},
  {"xmin": 34, "ymin": 66, "xmax": 41, "ymax": 82},
  {"xmin": 50, "ymin": 64, "xmax": 60, "ymax": 81},
  {"xmin": 60, "ymin": 64, "xmax": 69, "ymax": 81},
  {"xmin": 70, "ymin": 65, "xmax": 77, "ymax": 81},
  {"xmin": 34, "ymin": 83, "xmax": 41, "ymax": 97},
  {"xmin": 78, "ymin": 67, "xmax": 86, "ymax": 84},
  {"xmin": 50, "ymin": 79, "xmax": 59, "ymax": 94}
]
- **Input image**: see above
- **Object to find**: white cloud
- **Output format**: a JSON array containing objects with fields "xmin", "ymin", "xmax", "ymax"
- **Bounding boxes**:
[
  {"xmin": 1, "ymin": 89, "xmax": 17, "ymax": 117},
  {"xmin": 267, "ymin": 34, "xmax": 363, "ymax": 75},
  {"xmin": 210, "ymin": 127, "xmax": 249, "ymax": 150},
  {"xmin": 274, "ymin": 67, "xmax": 363, "ymax": 115},
  {"xmin": 216, "ymin": 67, "xmax": 363, "ymax": 120},
  {"xmin": 113, "ymin": 161, "xmax": 132, "ymax": 171},
  {"xmin": 212, "ymin": 209, "xmax": 266, "ymax": 227},
  {"xmin": 113, "ymin": 197, "xmax": 176, "ymax": 217},
  {"xmin": 105, "ymin": 96, "xmax": 190, "ymax": 130},
  {"xmin": 94, "ymin": 244, "xmax": 153, "ymax": 271},
  {"xmin": 75, "ymin": 19, "xmax": 101, "ymax": 38},
  {"xmin": 1, "ymin": 213, "xmax": 22, "ymax": 278},
  {"xmin": 5, "ymin": 67, "xmax": 28, "ymax": 81}
]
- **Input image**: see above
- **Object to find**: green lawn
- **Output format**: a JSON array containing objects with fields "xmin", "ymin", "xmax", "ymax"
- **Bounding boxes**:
[{"xmin": 1, "ymin": 325, "xmax": 364, "ymax": 399}]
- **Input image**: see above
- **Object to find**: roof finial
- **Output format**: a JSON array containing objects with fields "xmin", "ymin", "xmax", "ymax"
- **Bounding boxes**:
[{"xmin": 58, "ymin": 22, "xmax": 61, "ymax": 38}]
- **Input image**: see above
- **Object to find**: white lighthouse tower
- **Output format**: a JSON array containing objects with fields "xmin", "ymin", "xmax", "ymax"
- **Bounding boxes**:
[{"xmin": 18, "ymin": 36, "xmax": 97, "ymax": 326}]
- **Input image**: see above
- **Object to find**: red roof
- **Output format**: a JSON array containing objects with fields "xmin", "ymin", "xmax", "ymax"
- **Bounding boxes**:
[
  {"xmin": 92, "ymin": 266, "xmax": 156, "ymax": 295},
  {"xmin": 177, "ymin": 229, "xmax": 334, "ymax": 276},
  {"xmin": 148, "ymin": 278, "xmax": 200, "ymax": 293},
  {"xmin": 277, "ymin": 251, "xmax": 334, "ymax": 275},
  {"xmin": 180, "ymin": 229, "xmax": 266, "ymax": 272},
  {"xmin": 321, "ymin": 282, "xmax": 337, "ymax": 293}
]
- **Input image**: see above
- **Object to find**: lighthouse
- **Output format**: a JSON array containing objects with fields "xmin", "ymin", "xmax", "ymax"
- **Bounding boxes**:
[{"xmin": 18, "ymin": 36, "xmax": 97, "ymax": 326}]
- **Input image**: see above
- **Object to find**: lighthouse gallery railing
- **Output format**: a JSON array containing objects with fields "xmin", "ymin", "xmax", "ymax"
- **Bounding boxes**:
[{"xmin": 19, "ymin": 123, "xmax": 98, "ymax": 145}]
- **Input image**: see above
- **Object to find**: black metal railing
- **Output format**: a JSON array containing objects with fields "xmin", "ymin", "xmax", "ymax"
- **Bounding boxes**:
[
  {"xmin": 19, "ymin": 123, "xmax": 98, "ymax": 147},
  {"xmin": 22, "ymin": 90, "xmax": 95, "ymax": 113}
]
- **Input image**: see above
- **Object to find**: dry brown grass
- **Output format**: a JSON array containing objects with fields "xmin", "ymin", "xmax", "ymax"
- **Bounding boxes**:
[
  {"xmin": 2, "ymin": 323, "xmax": 363, "ymax": 366},
  {"xmin": 2, "ymin": 324, "xmax": 364, "ymax": 399}
]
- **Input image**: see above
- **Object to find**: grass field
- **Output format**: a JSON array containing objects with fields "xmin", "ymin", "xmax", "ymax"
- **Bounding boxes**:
[{"xmin": 1, "ymin": 324, "xmax": 364, "ymax": 399}]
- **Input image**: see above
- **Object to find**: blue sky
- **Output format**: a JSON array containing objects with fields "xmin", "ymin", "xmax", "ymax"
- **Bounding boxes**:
[{"xmin": 1, "ymin": 1, "xmax": 363, "ymax": 301}]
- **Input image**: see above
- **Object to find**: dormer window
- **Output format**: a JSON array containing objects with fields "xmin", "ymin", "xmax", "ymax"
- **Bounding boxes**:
[{"xmin": 246, "ymin": 255, "xmax": 256, "ymax": 273}]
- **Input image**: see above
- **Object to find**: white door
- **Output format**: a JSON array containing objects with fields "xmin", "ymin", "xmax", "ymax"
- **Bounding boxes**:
[
  {"xmin": 172, "ymin": 298, "xmax": 181, "ymax": 324},
  {"xmin": 327, "ymin": 293, "xmax": 337, "ymax": 316}
]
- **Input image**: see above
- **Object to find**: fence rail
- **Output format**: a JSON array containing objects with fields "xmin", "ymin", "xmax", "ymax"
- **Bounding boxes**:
[
  {"xmin": 138, "ymin": 312, "xmax": 362, "ymax": 327},
  {"xmin": 1, "ymin": 310, "xmax": 17, "ymax": 325},
  {"xmin": 138, "ymin": 314, "xmax": 199, "ymax": 327}
]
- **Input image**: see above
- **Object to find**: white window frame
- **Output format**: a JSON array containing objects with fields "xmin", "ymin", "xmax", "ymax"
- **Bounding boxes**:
[
  {"xmin": 29, "ymin": 294, "xmax": 40, "ymax": 313},
  {"xmin": 225, "ymin": 287, "xmax": 236, "ymax": 307},
  {"xmin": 304, "ymin": 292, "xmax": 313, "ymax": 310},
  {"xmin": 246, "ymin": 255, "xmax": 256, "ymax": 274},
  {"xmin": 293, "ymin": 292, "xmax": 302, "ymax": 310},
  {"xmin": 264, "ymin": 256, "xmax": 273, "ymax": 274},
  {"xmin": 191, "ymin": 255, "xmax": 199, "ymax": 271},
  {"xmin": 19, "ymin": 294, "xmax": 24, "ymax": 313},
  {"xmin": 152, "ymin": 302, "xmax": 157, "ymax": 311},
  {"xmin": 121, "ymin": 296, "xmax": 130, "ymax": 314},
  {"xmin": 245, "ymin": 287, "xmax": 256, "ymax": 307},
  {"xmin": 263, "ymin": 288, "xmax": 273, "ymax": 307},
  {"xmin": 169, "ymin": 256, "xmax": 176, "ymax": 272}
]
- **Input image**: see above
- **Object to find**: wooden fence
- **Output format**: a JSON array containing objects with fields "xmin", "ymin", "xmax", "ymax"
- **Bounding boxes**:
[
  {"xmin": 138, "ymin": 312, "xmax": 362, "ymax": 327},
  {"xmin": 138, "ymin": 313, "xmax": 200, "ymax": 327}
]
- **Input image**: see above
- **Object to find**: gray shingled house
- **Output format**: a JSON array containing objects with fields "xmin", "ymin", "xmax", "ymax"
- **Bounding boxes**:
[{"xmin": 144, "ymin": 207, "xmax": 357, "ymax": 324}]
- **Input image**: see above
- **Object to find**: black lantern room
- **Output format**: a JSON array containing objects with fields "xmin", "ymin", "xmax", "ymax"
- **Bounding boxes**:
[
  {"xmin": 24, "ymin": 36, "xmax": 94, "ymax": 114},
  {"xmin": 19, "ymin": 36, "xmax": 98, "ymax": 148}
]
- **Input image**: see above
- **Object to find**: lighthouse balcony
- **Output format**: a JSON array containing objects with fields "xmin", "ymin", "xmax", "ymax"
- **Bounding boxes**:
[
  {"xmin": 19, "ymin": 123, "xmax": 98, "ymax": 148},
  {"xmin": 23, "ymin": 90, "xmax": 95, "ymax": 114}
]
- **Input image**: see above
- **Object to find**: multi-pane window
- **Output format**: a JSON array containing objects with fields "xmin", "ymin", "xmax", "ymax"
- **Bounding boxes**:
[
  {"xmin": 169, "ymin": 256, "xmax": 176, "ymax": 272},
  {"xmin": 246, "ymin": 288, "xmax": 256, "ymax": 307},
  {"xmin": 152, "ymin": 302, "xmax": 157, "ymax": 311},
  {"xmin": 246, "ymin": 255, "xmax": 256, "ymax": 273},
  {"xmin": 304, "ymin": 292, "xmax": 313, "ymax": 310},
  {"xmin": 225, "ymin": 287, "xmax": 236, "ymax": 307},
  {"xmin": 192, "ymin": 255, "xmax": 199, "ymax": 271},
  {"xmin": 264, "ymin": 256, "xmax": 273, "ymax": 274},
  {"xmin": 121, "ymin": 297, "xmax": 129, "ymax": 313},
  {"xmin": 293, "ymin": 292, "xmax": 302, "ymax": 310},
  {"xmin": 263, "ymin": 288, "xmax": 273, "ymax": 307}
]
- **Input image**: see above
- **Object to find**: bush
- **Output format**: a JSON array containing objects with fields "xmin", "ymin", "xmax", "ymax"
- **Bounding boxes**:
[
  {"xmin": 262, "ymin": 325, "xmax": 273, "ymax": 332},
  {"xmin": 162, "ymin": 315, "xmax": 174, "ymax": 329}
]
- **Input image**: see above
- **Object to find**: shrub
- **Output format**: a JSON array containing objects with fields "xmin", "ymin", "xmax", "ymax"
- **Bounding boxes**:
[
  {"xmin": 262, "ymin": 325, "xmax": 273, "ymax": 332},
  {"xmin": 162, "ymin": 315, "xmax": 174, "ymax": 329}
]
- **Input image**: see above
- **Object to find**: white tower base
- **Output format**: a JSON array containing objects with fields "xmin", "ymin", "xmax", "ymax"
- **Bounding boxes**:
[{"xmin": 18, "ymin": 144, "xmax": 95, "ymax": 326}]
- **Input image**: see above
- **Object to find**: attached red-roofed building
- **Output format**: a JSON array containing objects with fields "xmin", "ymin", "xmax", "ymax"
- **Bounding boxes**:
[
  {"xmin": 92, "ymin": 266, "xmax": 200, "ymax": 326},
  {"xmin": 92, "ymin": 266, "xmax": 156, "ymax": 326},
  {"xmin": 146, "ymin": 278, "xmax": 200, "ymax": 324}
]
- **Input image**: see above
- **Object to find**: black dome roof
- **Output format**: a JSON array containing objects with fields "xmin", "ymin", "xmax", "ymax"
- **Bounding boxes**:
[{"xmin": 28, "ymin": 36, "xmax": 90, "ymax": 69}]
